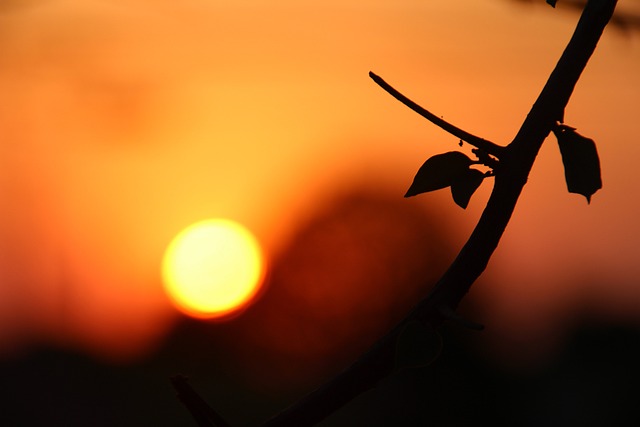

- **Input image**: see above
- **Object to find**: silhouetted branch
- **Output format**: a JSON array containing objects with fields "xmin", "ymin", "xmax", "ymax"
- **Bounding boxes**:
[
  {"xmin": 171, "ymin": 375, "xmax": 231, "ymax": 427},
  {"xmin": 262, "ymin": 329, "xmax": 400, "ymax": 427},
  {"xmin": 176, "ymin": 1, "xmax": 618, "ymax": 426},
  {"xmin": 260, "ymin": 2, "xmax": 616, "ymax": 426},
  {"xmin": 520, "ymin": 0, "xmax": 640, "ymax": 33},
  {"xmin": 369, "ymin": 71, "xmax": 506, "ymax": 159},
  {"xmin": 413, "ymin": 0, "xmax": 617, "ymax": 318}
]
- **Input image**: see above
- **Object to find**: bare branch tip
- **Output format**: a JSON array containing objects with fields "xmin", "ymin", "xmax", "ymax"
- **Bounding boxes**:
[
  {"xmin": 369, "ymin": 71, "xmax": 385, "ymax": 86},
  {"xmin": 437, "ymin": 305, "xmax": 484, "ymax": 331},
  {"xmin": 171, "ymin": 375, "xmax": 232, "ymax": 427},
  {"xmin": 368, "ymin": 72, "xmax": 503, "ymax": 158}
]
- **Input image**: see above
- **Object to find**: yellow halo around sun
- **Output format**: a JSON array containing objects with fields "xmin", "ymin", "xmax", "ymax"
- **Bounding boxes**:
[{"xmin": 162, "ymin": 219, "xmax": 265, "ymax": 319}]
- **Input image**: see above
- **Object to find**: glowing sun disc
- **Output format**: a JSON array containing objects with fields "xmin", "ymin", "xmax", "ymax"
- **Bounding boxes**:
[{"xmin": 162, "ymin": 219, "xmax": 265, "ymax": 319}]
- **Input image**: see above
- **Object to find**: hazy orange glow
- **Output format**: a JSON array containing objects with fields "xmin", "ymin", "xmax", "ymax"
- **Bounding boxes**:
[
  {"xmin": 0, "ymin": 0, "xmax": 638, "ymax": 369},
  {"xmin": 162, "ymin": 219, "xmax": 265, "ymax": 319}
]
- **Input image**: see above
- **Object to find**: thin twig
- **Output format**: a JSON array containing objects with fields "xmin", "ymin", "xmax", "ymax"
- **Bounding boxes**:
[
  {"xmin": 412, "ymin": 0, "xmax": 617, "ymax": 318},
  {"xmin": 263, "ymin": 2, "xmax": 616, "ymax": 425},
  {"xmin": 369, "ymin": 71, "xmax": 505, "ymax": 158},
  {"xmin": 171, "ymin": 375, "xmax": 231, "ymax": 427},
  {"xmin": 176, "ymin": 1, "xmax": 618, "ymax": 426}
]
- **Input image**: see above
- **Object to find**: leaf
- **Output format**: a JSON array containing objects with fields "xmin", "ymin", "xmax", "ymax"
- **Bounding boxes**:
[
  {"xmin": 553, "ymin": 125, "xmax": 602, "ymax": 203},
  {"xmin": 394, "ymin": 320, "xmax": 442, "ymax": 370},
  {"xmin": 405, "ymin": 151, "xmax": 472, "ymax": 197},
  {"xmin": 547, "ymin": 0, "xmax": 558, "ymax": 8},
  {"xmin": 451, "ymin": 168, "xmax": 485, "ymax": 209}
]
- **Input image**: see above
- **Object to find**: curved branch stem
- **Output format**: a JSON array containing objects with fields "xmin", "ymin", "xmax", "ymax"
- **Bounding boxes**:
[
  {"xmin": 415, "ymin": 0, "xmax": 617, "ymax": 315},
  {"xmin": 171, "ymin": 375, "xmax": 231, "ymax": 427},
  {"xmin": 176, "ymin": 1, "xmax": 618, "ymax": 426},
  {"xmin": 369, "ymin": 71, "xmax": 505, "ymax": 158},
  {"xmin": 261, "ymin": 2, "xmax": 616, "ymax": 425}
]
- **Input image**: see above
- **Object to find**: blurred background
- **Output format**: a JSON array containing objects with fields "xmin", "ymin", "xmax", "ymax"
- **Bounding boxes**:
[{"xmin": 1, "ymin": 0, "xmax": 639, "ymax": 425}]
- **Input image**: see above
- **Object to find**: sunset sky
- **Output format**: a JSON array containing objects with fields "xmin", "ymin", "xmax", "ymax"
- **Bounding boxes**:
[{"xmin": 1, "ymin": 0, "xmax": 639, "ymax": 376}]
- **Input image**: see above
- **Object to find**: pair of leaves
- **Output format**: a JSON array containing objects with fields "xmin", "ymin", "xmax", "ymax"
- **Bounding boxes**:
[
  {"xmin": 405, "ymin": 151, "xmax": 485, "ymax": 209},
  {"xmin": 553, "ymin": 124, "xmax": 602, "ymax": 203}
]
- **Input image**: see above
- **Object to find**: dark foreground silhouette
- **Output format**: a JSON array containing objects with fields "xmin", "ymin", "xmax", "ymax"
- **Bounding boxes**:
[{"xmin": 2, "ymin": 318, "xmax": 639, "ymax": 426}]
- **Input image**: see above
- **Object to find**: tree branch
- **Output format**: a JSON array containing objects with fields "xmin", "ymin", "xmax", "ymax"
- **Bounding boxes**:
[
  {"xmin": 176, "ymin": 1, "xmax": 618, "ymax": 426},
  {"xmin": 369, "ymin": 71, "xmax": 505, "ymax": 158},
  {"xmin": 262, "ymin": 2, "xmax": 616, "ymax": 425},
  {"xmin": 171, "ymin": 375, "xmax": 231, "ymax": 427},
  {"xmin": 417, "ymin": 0, "xmax": 617, "ymax": 317}
]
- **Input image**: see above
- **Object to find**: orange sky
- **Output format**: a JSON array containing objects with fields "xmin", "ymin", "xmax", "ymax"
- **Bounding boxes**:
[{"xmin": 0, "ymin": 0, "xmax": 639, "ymax": 364}]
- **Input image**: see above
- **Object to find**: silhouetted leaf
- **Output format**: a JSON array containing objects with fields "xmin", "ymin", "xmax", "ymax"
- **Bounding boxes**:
[
  {"xmin": 405, "ymin": 151, "xmax": 472, "ymax": 197},
  {"xmin": 547, "ymin": 0, "xmax": 558, "ymax": 8},
  {"xmin": 553, "ymin": 125, "xmax": 602, "ymax": 203},
  {"xmin": 394, "ymin": 321, "xmax": 442, "ymax": 370},
  {"xmin": 451, "ymin": 168, "xmax": 485, "ymax": 209}
]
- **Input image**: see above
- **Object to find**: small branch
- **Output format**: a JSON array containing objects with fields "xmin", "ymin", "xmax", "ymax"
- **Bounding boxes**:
[
  {"xmin": 261, "ymin": 328, "xmax": 399, "ymax": 427},
  {"xmin": 171, "ymin": 375, "xmax": 231, "ymax": 427},
  {"xmin": 369, "ymin": 71, "xmax": 505, "ymax": 158},
  {"xmin": 260, "ymin": 2, "xmax": 615, "ymax": 425},
  {"xmin": 472, "ymin": 148, "xmax": 500, "ymax": 171},
  {"xmin": 550, "ymin": 0, "xmax": 640, "ymax": 33},
  {"xmin": 178, "ymin": 2, "xmax": 617, "ymax": 427},
  {"xmin": 437, "ymin": 305, "xmax": 484, "ymax": 331},
  {"xmin": 413, "ymin": 0, "xmax": 617, "ymax": 317}
]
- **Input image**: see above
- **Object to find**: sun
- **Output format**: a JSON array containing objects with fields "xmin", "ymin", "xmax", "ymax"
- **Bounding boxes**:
[{"xmin": 162, "ymin": 219, "xmax": 265, "ymax": 319}]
